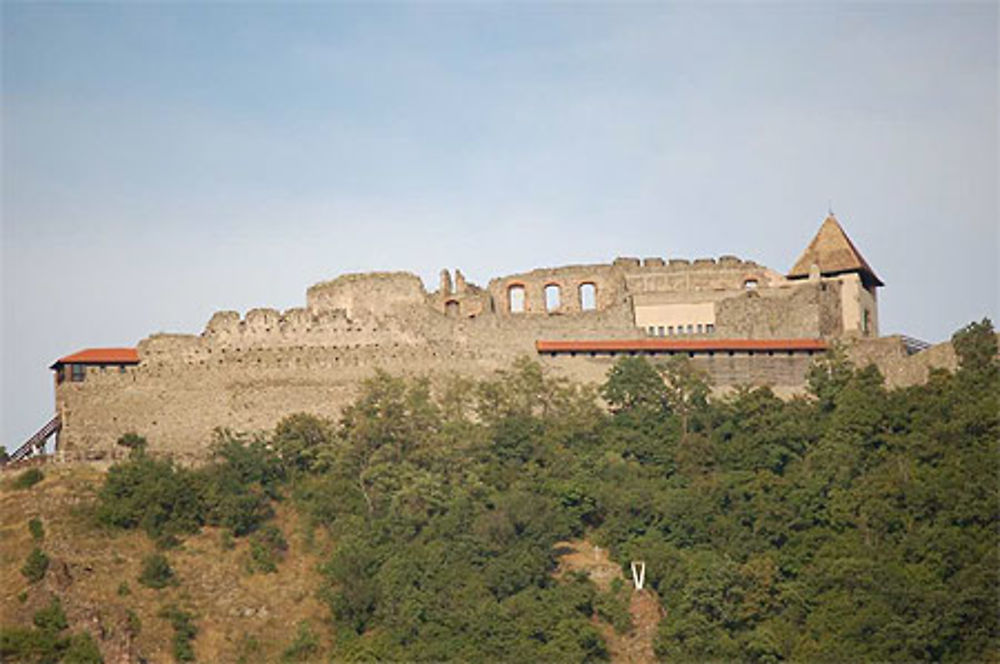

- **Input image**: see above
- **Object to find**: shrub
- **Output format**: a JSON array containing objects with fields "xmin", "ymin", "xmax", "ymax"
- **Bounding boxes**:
[
  {"xmin": 138, "ymin": 553, "xmax": 176, "ymax": 589},
  {"xmin": 125, "ymin": 609, "xmax": 142, "ymax": 636},
  {"xmin": 33, "ymin": 597, "xmax": 68, "ymax": 633},
  {"xmin": 117, "ymin": 581, "xmax": 131, "ymax": 597},
  {"xmin": 97, "ymin": 454, "xmax": 204, "ymax": 539},
  {"xmin": 594, "ymin": 588, "xmax": 633, "ymax": 634},
  {"xmin": 0, "ymin": 598, "xmax": 100, "ymax": 664},
  {"xmin": 12, "ymin": 468, "xmax": 44, "ymax": 490},
  {"xmin": 282, "ymin": 621, "xmax": 319, "ymax": 662},
  {"xmin": 159, "ymin": 605, "xmax": 197, "ymax": 662},
  {"xmin": 28, "ymin": 517, "xmax": 45, "ymax": 541},
  {"xmin": 0, "ymin": 625, "xmax": 54, "ymax": 661},
  {"xmin": 21, "ymin": 547, "xmax": 49, "ymax": 583},
  {"xmin": 248, "ymin": 525, "xmax": 287, "ymax": 574},
  {"xmin": 62, "ymin": 631, "xmax": 103, "ymax": 663}
]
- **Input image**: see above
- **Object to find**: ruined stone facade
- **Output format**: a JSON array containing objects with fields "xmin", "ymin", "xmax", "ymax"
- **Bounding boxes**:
[{"xmin": 47, "ymin": 216, "xmax": 953, "ymax": 462}]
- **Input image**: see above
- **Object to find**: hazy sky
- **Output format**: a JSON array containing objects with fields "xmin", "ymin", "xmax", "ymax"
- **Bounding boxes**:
[{"xmin": 2, "ymin": 2, "xmax": 997, "ymax": 449}]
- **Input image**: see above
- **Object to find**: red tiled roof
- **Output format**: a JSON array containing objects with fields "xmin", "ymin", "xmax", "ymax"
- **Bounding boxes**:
[
  {"xmin": 536, "ymin": 338, "xmax": 828, "ymax": 353},
  {"xmin": 50, "ymin": 348, "xmax": 139, "ymax": 369}
]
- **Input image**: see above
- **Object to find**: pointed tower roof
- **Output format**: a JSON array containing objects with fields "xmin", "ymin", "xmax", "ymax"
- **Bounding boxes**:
[{"xmin": 788, "ymin": 215, "xmax": 883, "ymax": 287}]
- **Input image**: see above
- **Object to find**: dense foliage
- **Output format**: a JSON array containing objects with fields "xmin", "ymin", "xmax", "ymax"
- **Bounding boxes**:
[{"xmin": 93, "ymin": 320, "xmax": 999, "ymax": 662}]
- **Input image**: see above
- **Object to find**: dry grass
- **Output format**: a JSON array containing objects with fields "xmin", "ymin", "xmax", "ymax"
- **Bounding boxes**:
[{"xmin": 1, "ymin": 463, "xmax": 333, "ymax": 663}]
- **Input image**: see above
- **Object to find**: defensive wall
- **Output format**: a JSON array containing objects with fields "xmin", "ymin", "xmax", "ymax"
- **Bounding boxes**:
[
  {"xmin": 46, "ymin": 250, "xmax": 950, "ymax": 464},
  {"xmin": 33, "ymin": 215, "xmax": 967, "ymax": 463}
]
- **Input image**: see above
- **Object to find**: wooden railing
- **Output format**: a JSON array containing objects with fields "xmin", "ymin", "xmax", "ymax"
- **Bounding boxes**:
[{"xmin": 4, "ymin": 415, "xmax": 61, "ymax": 465}]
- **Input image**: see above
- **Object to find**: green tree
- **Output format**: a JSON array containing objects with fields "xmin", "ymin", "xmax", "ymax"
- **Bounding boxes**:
[{"xmin": 601, "ymin": 356, "xmax": 667, "ymax": 414}]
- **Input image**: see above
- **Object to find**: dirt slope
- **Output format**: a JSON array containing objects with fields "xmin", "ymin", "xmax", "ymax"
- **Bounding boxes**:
[{"xmin": 554, "ymin": 539, "xmax": 664, "ymax": 663}]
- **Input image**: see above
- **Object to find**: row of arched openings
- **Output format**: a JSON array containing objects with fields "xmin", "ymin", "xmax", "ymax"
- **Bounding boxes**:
[{"xmin": 508, "ymin": 283, "xmax": 596, "ymax": 313}]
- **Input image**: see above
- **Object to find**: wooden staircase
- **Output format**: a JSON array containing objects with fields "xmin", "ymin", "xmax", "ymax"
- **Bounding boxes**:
[{"xmin": 4, "ymin": 415, "xmax": 61, "ymax": 465}]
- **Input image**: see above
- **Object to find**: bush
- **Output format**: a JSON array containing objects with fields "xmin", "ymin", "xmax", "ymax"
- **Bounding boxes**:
[
  {"xmin": 282, "ymin": 620, "xmax": 319, "ymax": 662},
  {"xmin": 0, "ymin": 598, "xmax": 100, "ymax": 664},
  {"xmin": 0, "ymin": 625, "xmax": 55, "ymax": 662},
  {"xmin": 12, "ymin": 468, "xmax": 44, "ymax": 490},
  {"xmin": 33, "ymin": 597, "xmax": 68, "ymax": 633},
  {"xmin": 125, "ymin": 609, "xmax": 142, "ymax": 636},
  {"xmin": 594, "ymin": 588, "xmax": 633, "ymax": 634},
  {"xmin": 138, "ymin": 553, "xmax": 176, "ymax": 589},
  {"xmin": 28, "ymin": 517, "xmax": 44, "ymax": 541},
  {"xmin": 62, "ymin": 631, "xmax": 103, "ymax": 663},
  {"xmin": 96, "ymin": 454, "xmax": 204, "ymax": 539},
  {"xmin": 21, "ymin": 547, "xmax": 49, "ymax": 583},
  {"xmin": 117, "ymin": 581, "xmax": 131, "ymax": 597},
  {"xmin": 248, "ymin": 525, "xmax": 287, "ymax": 574},
  {"xmin": 159, "ymin": 605, "xmax": 197, "ymax": 662}
]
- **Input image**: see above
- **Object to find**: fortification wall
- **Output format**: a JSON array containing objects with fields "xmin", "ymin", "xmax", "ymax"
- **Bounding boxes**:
[
  {"xmin": 541, "ymin": 351, "xmax": 818, "ymax": 393},
  {"xmin": 52, "ymin": 256, "xmax": 933, "ymax": 463},
  {"xmin": 621, "ymin": 255, "xmax": 783, "ymax": 294},
  {"xmin": 714, "ymin": 280, "xmax": 842, "ymax": 339},
  {"xmin": 845, "ymin": 336, "xmax": 959, "ymax": 387}
]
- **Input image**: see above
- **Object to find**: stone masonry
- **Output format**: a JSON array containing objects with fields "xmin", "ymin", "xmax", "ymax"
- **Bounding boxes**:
[{"xmin": 48, "ymin": 216, "xmax": 957, "ymax": 462}]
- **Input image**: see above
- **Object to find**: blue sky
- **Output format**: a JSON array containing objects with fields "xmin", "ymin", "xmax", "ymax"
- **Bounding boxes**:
[{"xmin": 2, "ymin": 2, "xmax": 997, "ymax": 449}]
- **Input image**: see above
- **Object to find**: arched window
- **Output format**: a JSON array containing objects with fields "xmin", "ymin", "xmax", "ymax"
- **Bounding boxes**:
[
  {"xmin": 579, "ymin": 283, "xmax": 597, "ymax": 311},
  {"xmin": 508, "ymin": 285, "xmax": 526, "ymax": 313},
  {"xmin": 445, "ymin": 300, "xmax": 460, "ymax": 317},
  {"xmin": 744, "ymin": 278, "xmax": 759, "ymax": 290},
  {"xmin": 544, "ymin": 284, "xmax": 561, "ymax": 312}
]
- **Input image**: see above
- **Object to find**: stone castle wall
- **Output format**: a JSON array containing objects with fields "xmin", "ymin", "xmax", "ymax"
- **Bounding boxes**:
[{"xmin": 51, "ymin": 257, "xmax": 955, "ymax": 462}]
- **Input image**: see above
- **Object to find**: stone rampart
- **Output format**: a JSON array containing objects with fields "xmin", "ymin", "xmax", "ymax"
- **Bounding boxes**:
[{"xmin": 51, "ymin": 255, "xmax": 959, "ymax": 463}]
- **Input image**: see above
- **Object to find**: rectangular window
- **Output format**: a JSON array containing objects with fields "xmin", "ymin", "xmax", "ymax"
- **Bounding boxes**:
[
  {"xmin": 119, "ymin": 365, "xmax": 126, "ymax": 373},
  {"xmin": 667, "ymin": 326, "xmax": 674, "ymax": 335},
  {"xmin": 697, "ymin": 323, "xmax": 704, "ymax": 334},
  {"xmin": 706, "ymin": 323, "xmax": 715, "ymax": 334},
  {"xmin": 686, "ymin": 324, "xmax": 694, "ymax": 334},
  {"xmin": 70, "ymin": 364, "xmax": 86, "ymax": 382},
  {"xmin": 657, "ymin": 326, "xmax": 665, "ymax": 337}
]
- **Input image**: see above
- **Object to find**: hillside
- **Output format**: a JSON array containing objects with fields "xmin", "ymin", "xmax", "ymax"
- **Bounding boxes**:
[
  {"xmin": 2, "ymin": 319, "xmax": 997, "ymax": 663},
  {"xmin": 0, "ymin": 465, "xmax": 331, "ymax": 662}
]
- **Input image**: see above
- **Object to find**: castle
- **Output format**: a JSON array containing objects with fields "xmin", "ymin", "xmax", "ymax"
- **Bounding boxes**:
[{"xmin": 15, "ymin": 215, "xmax": 956, "ymax": 464}]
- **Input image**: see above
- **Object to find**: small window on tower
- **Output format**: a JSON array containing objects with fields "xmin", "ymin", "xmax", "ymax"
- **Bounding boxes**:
[{"xmin": 70, "ymin": 364, "xmax": 86, "ymax": 382}]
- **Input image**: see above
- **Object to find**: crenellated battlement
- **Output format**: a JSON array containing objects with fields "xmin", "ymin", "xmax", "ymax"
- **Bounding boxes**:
[{"xmin": 48, "ymin": 215, "xmax": 925, "ymax": 463}]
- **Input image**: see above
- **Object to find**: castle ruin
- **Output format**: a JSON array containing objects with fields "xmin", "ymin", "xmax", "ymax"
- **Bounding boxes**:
[{"xmin": 19, "ymin": 215, "xmax": 956, "ymax": 464}]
